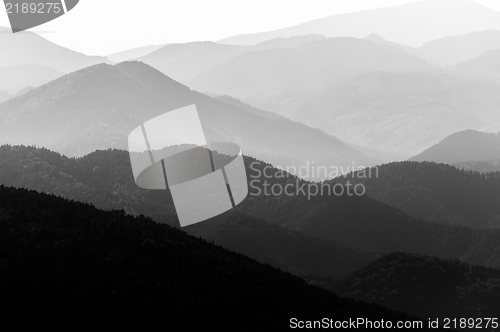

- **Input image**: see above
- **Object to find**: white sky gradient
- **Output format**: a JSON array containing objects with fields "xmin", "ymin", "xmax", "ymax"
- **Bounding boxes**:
[{"xmin": 1, "ymin": 0, "xmax": 500, "ymax": 56}]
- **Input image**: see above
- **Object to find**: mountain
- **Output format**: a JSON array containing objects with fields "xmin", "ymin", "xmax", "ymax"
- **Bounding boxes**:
[
  {"xmin": 363, "ymin": 33, "xmax": 418, "ymax": 56},
  {"xmin": 410, "ymin": 130, "xmax": 500, "ymax": 164},
  {"xmin": 0, "ymin": 65, "xmax": 64, "ymax": 93},
  {"xmin": 364, "ymin": 29, "xmax": 500, "ymax": 67},
  {"xmin": 138, "ymin": 35, "xmax": 325, "ymax": 82},
  {"xmin": 0, "ymin": 61, "xmax": 378, "ymax": 175},
  {"xmin": 186, "ymin": 37, "xmax": 432, "ymax": 99},
  {"xmin": 454, "ymin": 159, "xmax": 500, "ymax": 173},
  {"xmin": 247, "ymin": 71, "xmax": 500, "ymax": 156},
  {"xmin": 0, "ymin": 185, "xmax": 429, "ymax": 330},
  {"xmin": 333, "ymin": 252, "xmax": 500, "ymax": 321},
  {"xmin": 0, "ymin": 145, "xmax": 377, "ymax": 279},
  {"xmin": 337, "ymin": 161, "xmax": 500, "ymax": 229},
  {"xmin": 0, "ymin": 90, "xmax": 9, "ymax": 103},
  {"xmin": 219, "ymin": 0, "xmax": 500, "ymax": 47},
  {"xmin": 107, "ymin": 44, "xmax": 167, "ymax": 62},
  {"xmin": 3, "ymin": 145, "xmax": 500, "ymax": 272},
  {"xmin": 213, "ymin": 95, "xmax": 287, "ymax": 121},
  {"xmin": 0, "ymin": 27, "xmax": 111, "ymax": 72},
  {"xmin": 418, "ymin": 29, "xmax": 500, "ymax": 66},
  {"xmin": 454, "ymin": 49, "xmax": 500, "ymax": 82}
]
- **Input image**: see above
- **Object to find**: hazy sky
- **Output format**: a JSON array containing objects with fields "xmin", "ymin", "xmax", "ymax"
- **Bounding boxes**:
[{"xmin": 1, "ymin": 0, "xmax": 500, "ymax": 55}]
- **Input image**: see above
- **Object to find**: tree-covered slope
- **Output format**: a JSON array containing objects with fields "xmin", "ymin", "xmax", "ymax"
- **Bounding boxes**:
[{"xmin": 0, "ymin": 185, "xmax": 431, "ymax": 331}]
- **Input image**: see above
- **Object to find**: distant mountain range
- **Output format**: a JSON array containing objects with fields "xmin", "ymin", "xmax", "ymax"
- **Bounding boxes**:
[
  {"xmin": 418, "ymin": 29, "xmax": 500, "ymax": 66},
  {"xmin": 137, "ymin": 35, "xmax": 326, "ymax": 82},
  {"xmin": 454, "ymin": 49, "xmax": 500, "ymax": 82},
  {"xmin": 366, "ymin": 29, "xmax": 500, "ymax": 67},
  {"xmin": 186, "ymin": 37, "xmax": 432, "ymax": 100},
  {"xmin": 410, "ymin": 130, "xmax": 500, "ymax": 164},
  {"xmin": 219, "ymin": 0, "xmax": 500, "ymax": 47},
  {"xmin": 0, "ymin": 61, "xmax": 378, "ymax": 175},
  {"xmin": 0, "ymin": 27, "xmax": 111, "ymax": 92},
  {"xmin": 0, "ymin": 65, "xmax": 63, "ymax": 93},
  {"xmin": 107, "ymin": 44, "xmax": 168, "ymax": 62},
  {"xmin": 236, "ymin": 71, "xmax": 500, "ymax": 156},
  {"xmin": 0, "ymin": 27, "xmax": 111, "ymax": 73}
]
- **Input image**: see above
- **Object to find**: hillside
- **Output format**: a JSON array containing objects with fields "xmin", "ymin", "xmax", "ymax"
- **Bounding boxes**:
[
  {"xmin": 454, "ymin": 49, "xmax": 500, "ymax": 82},
  {"xmin": 454, "ymin": 159, "xmax": 500, "ymax": 173},
  {"xmin": 138, "ymin": 35, "xmax": 325, "ymax": 82},
  {"xmin": 0, "ymin": 61, "xmax": 377, "ymax": 176},
  {"xmin": 333, "ymin": 252, "xmax": 500, "ymax": 322},
  {"xmin": 0, "ymin": 65, "xmax": 64, "ymax": 93},
  {"xmin": 410, "ymin": 130, "xmax": 500, "ymax": 164},
  {"xmin": 250, "ymin": 72, "xmax": 500, "ymax": 156},
  {"xmin": 187, "ymin": 37, "xmax": 432, "ymax": 100},
  {"xmin": 1, "ymin": 145, "xmax": 500, "ymax": 272},
  {"xmin": 107, "ymin": 44, "xmax": 167, "ymax": 62},
  {"xmin": 418, "ymin": 29, "xmax": 500, "ymax": 66},
  {"xmin": 0, "ymin": 185, "xmax": 428, "ymax": 330},
  {"xmin": 0, "ymin": 27, "xmax": 111, "ymax": 73},
  {"xmin": 0, "ymin": 145, "xmax": 374, "ymax": 279},
  {"xmin": 337, "ymin": 161, "xmax": 500, "ymax": 229}
]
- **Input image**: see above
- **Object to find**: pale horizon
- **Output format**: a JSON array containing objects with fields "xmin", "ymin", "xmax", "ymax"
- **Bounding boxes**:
[{"xmin": 1, "ymin": 0, "xmax": 500, "ymax": 56}]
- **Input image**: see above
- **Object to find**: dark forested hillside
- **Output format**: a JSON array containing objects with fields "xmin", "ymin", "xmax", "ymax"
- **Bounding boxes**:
[
  {"xmin": 333, "ymin": 252, "xmax": 500, "ymax": 323},
  {"xmin": 0, "ymin": 185, "xmax": 431, "ymax": 331},
  {"xmin": 0, "ymin": 145, "xmax": 374, "ymax": 279},
  {"xmin": 1, "ymin": 145, "xmax": 500, "ymax": 273},
  {"xmin": 336, "ymin": 161, "xmax": 500, "ymax": 229},
  {"xmin": 454, "ymin": 159, "xmax": 500, "ymax": 174}
]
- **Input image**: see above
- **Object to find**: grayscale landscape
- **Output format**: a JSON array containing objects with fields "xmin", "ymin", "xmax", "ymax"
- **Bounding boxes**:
[{"xmin": 0, "ymin": 0, "xmax": 499, "ymax": 330}]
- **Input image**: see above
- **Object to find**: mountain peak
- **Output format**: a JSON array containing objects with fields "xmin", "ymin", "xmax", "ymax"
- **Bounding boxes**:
[{"xmin": 363, "ymin": 33, "xmax": 387, "ymax": 42}]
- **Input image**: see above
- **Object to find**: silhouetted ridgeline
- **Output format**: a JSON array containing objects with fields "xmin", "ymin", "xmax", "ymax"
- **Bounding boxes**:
[
  {"xmin": 0, "ymin": 61, "xmax": 377, "ymax": 172},
  {"xmin": 0, "ymin": 185, "xmax": 430, "ymax": 331},
  {"xmin": 454, "ymin": 159, "xmax": 500, "ymax": 174},
  {"xmin": 1, "ymin": 145, "xmax": 500, "ymax": 273},
  {"xmin": 0, "ymin": 145, "xmax": 374, "ymax": 279},
  {"xmin": 333, "ymin": 252, "xmax": 500, "ymax": 323},
  {"xmin": 410, "ymin": 130, "xmax": 500, "ymax": 164},
  {"xmin": 337, "ymin": 161, "xmax": 500, "ymax": 229}
]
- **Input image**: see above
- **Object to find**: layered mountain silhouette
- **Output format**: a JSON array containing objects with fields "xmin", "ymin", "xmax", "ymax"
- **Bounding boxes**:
[
  {"xmin": 365, "ymin": 29, "xmax": 500, "ymax": 67},
  {"xmin": 219, "ymin": 0, "xmax": 500, "ymax": 47},
  {"xmin": 107, "ymin": 44, "xmax": 167, "ymax": 62},
  {"xmin": 410, "ymin": 130, "xmax": 500, "ymax": 164},
  {"xmin": 0, "ymin": 27, "xmax": 111, "ymax": 73},
  {"xmin": 338, "ymin": 161, "xmax": 500, "ymax": 229},
  {"xmin": 454, "ymin": 49, "xmax": 500, "ymax": 82},
  {"xmin": 0, "ymin": 90, "xmax": 9, "ymax": 103},
  {"xmin": 186, "ymin": 37, "xmax": 432, "ymax": 99},
  {"xmin": 0, "ymin": 65, "xmax": 63, "ymax": 93},
  {"xmin": 0, "ymin": 145, "xmax": 375, "ymax": 279},
  {"xmin": 454, "ymin": 159, "xmax": 500, "ymax": 173},
  {"xmin": 418, "ymin": 29, "xmax": 500, "ymax": 66},
  {"xmin": 138, "ymin": 35, "xmax": 326, "ymax": 82},
  {"xmin": 333, "ymin": 252, "xmax": 500, "ymax": 321},
  {"xmin": 2, "ymin": 145, "xmax": 499, "ymax": 272},
  {"xmin": 0, "ymin": 185, "xmax": 431, "ymax": 330},
  {"xmin": 238, "ymin": 71, "xmax": 500, "ymax": 156},
  {"xmin": 0, "ymin": 61, "xmax": 378, "ymax": 175}
]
